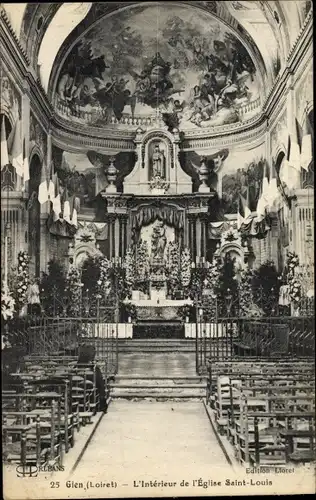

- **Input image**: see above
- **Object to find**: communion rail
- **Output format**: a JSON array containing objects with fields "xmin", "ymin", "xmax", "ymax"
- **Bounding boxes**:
[
  {"xmin": 2, "ymin": 314, "xmax": 119, "ymax": 377},
  {"xmin": 196, "ymin": 315, "xmax": 315, "ymax": 374}
]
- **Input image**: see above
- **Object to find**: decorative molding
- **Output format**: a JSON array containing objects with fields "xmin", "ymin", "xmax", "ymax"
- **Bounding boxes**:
[{"xmin": 0, "ymin": 7, "xmax": 30, "ymax": 65}]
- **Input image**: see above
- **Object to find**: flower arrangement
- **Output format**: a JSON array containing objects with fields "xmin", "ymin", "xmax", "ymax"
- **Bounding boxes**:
[
  {"xmin": 204, "ymin": 257, "xmax": 222, "ymax": 299},
  {"xmin": 96, "ymin": 256, "xmax": 111, "ymax": 298},
  {"xmin": 40, "ymin": 260, "xmax": 67, "ymax": 316},
  {"xmin": 123, "ymin": 301, "xmax": 137, "ymax": 322},
  {"xmin": 1, "ymin": 287, "xmax": 15, "ymax": 321},
  {"xmin": 66, "ymin": 266, "xmax": 82, "ymax": 316},
  {"xmin": 180, "ymin": 247, "xmax": 191, "ymax": 295},
  {"xmin": 251, "ymin": 260, "xmax": 281, "ymax": 314},
  {"xmin": 15, "ymin": 251, "xmax": 29, "ymax": 310},
  {"xmin": 136, "ymin": 240, "xmax": 149, "ymax": 281},
  {"xmin": 166, "ymin": 242, "xmax": 180, "ymax": 295},
  {"xmin": 286, "ymin": 252, "xmax": 301, "ymax": 304},
  {"xmin": 237, "ymin": 267, "xmax": 255, "ymax": 316},
  {"xmin": 135, "ymin": 240, "xmax": 149, "ymax": 294},
  {"xmin": 177, "ymin": 304, "xmax": 193, "ymax": 322},
  {"xmin": 124, "ymin": 247, "xmax": 136, "ymax": 291}
]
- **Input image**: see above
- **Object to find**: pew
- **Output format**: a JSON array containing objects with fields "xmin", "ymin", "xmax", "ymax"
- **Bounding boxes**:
[
  {"xmin": 2, "ymin": 351, "xmax": 109, "ymax": 469},
  {"xmin": 206, "ymin": 356, "xmax": 315, "ymax": 468}
]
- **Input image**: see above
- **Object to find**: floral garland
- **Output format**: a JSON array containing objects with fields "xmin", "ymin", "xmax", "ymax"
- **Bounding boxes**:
[
  {"xmin": 180, "ymin": 247, "xmax": 191, "ymax": 293},
  {"xmin": 16, "ymin": 251, "xmax": 29, "ymax": 309},
  {"xmin": 286, "ymin": 252, "xmax": 301, "ymax": 304},
  {"xmin": 1, "ymin": 287, "xmax": 15, "ymax": 321},
  {"xmin": 66, "ymin": 266, "xmax": 82, "ymax": 315}
]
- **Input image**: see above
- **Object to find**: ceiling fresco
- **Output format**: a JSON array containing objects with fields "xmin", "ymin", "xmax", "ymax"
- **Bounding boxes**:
[{"xmin": 54, "ymin": 4, "xmax": 260, "ymax": 130}]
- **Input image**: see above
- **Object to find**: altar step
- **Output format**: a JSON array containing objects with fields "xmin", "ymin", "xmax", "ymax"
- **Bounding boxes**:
[
  {"xmin": 117, "ymin": 339, "xmax": 196, "ymax": 353},
  {"xmin": 110, "ymin": 376, "xmax": 207, "ymax": 400}
]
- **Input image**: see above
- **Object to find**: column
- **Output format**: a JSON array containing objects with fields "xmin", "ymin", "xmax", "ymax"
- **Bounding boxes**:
[
  {"xmin": 39, "ymin": 131, "xmax": 52, "ymax": 274},
  {"xmin": 121, "ymin": 216, "xmax": 128, "ymax": 257},
  {"xmin": 184, "ymin": 213, "xmax": 189, "ymax": 247},
  {"xmin": 20, "ymin": 88, "xmax": 30, "ymax": 194},
  {"xmin": 188, "ymin": 216, "xmax": 195, "ymax": 260},
  {"xmin": 200, "ymin": 216, "xmax": 207, "ymax": 259},
  {"xmin": 107, "ymin": 215, "xmax": 116, "ymax": 259},
  {"xmin": 192, "ymin": 217, "xmax": 197, "ymax": 261},
  {"xmin": 114, "ymin": 216, "xmax": 120, "ymax": 258},
  {"xmin": 269, "ymin": 215, "xmax": 279, "ymax": 270},
  {"xmin": 196, "ymin": 217, "xmax": 201, "ymax": 259},
  {"xmin": 217, "ymin": 172, "xmax": 223, "ymax": 199}
]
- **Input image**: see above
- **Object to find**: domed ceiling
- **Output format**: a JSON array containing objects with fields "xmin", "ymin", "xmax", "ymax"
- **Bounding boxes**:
[{"xmin": 53, "ymin": 4, "xmax": 262, "ymax": 131}]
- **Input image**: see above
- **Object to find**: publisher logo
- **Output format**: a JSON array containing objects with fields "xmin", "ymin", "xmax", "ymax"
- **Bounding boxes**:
[{"xmin": 16, "ymin": 465, "xmax": 38, "ymax": 477}]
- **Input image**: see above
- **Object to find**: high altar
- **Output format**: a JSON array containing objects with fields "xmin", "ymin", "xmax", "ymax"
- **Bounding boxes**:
[
  {"xmin": 98, "ymin": 121, "xmax": 221, "ymax": 319},
  {"xmin": 100, "ymin": 122, "xmax": 219, "ymax": 269}
]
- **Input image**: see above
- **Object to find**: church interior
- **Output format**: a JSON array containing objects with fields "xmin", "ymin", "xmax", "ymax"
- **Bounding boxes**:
[{"xmin": 1, "ymin": 1, "xmax": 315, "ymax": 494}]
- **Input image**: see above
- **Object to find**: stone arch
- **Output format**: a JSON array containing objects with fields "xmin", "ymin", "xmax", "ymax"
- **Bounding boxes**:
[
  {"xmin": 70, "ymin": 244, "xmax": 102, "ymax": 269},
  {"xmin": 141, "ymin": 129, "xmax": 174, "ymax": 173},
  {"xmin": 274, "ymin": 150, "xmax": 286, "ymax": 176},
  {"xmin": 220, "ymin": 242, "xmax": 244, "ymax": 267},
  {"xmin": 29, "ymin": 144, "xmax": 44, "ymax": 166}
]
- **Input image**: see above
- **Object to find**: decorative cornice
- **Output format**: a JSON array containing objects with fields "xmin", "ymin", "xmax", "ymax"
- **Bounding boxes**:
[
  {"xmin": 0, "ymin": 8, "xmax": 30, "ymax": 65},
  {"xmin": 262, "ymin": 11, "xmax": 313, "ymax": 116},
  {"xmin": 286, "ymin": 10, "xmax": 313, "ymax": 65}
]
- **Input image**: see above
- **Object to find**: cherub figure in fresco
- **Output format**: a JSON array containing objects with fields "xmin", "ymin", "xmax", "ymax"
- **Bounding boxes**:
[
  {"xmin": 91, "ymin": 76, "xmax": 134, "ymax": 121},
  {"xmin": 161, "ymin": 98, "xmax": 186, "ymax": 131},
  {"xmin": 188, "ymin": 85, "xmax": 215, "ymax": 126}
]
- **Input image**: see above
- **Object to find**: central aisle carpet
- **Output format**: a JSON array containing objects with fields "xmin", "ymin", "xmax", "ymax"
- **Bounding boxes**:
[{"xmin": 71, "ymin": 400, "xmax": 230, "ymax": 486}]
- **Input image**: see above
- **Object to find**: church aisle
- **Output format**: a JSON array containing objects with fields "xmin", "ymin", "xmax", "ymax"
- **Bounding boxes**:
[{"xmin": 71, "ymin": 400, "xmax": 230, "ymax": 485}]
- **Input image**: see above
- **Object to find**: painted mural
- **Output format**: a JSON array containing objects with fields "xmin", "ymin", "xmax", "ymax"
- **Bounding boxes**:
[
  {"xmin": 221, "ymin": 145, "xmax": 267, "ymax": 213},
  {"xmin": 54, "ymin": 5, "xmax": 259, "ymax": 130},
  {"xmin": 52, "ymin": 146, "xmax": 136, "ymax": 206}
]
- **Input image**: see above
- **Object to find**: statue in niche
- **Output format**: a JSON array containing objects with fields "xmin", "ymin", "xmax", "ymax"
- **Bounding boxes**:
[
  {"xmin": 151, "ymin": 220, "xmax": 167, "ymax": 260},
  {"xmin": 151, "ymin": 143, "xmax": 165, "ymax": 179}
]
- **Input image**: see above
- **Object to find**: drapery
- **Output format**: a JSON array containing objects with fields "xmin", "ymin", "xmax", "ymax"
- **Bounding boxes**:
[
  {"xmin": 240, "ymin": 215, "xmax": 271, "ymax": 239},
  {"xmin": 47, "ymin": 218, "xmax": 108, "ymax": 239},
  {"xmin": 208, "ymin": 221, "xmax": 232, "ymax": 239},
  {"xmin": 131, "ymin": 205, "xmax": 184, "ymax": 231}
]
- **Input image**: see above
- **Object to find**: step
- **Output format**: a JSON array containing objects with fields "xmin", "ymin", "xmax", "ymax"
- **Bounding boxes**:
[
  {"xmin": 119, "ymin": 347, "xmax": 195, "ymax": 355},
  {"xmin": 111, "ymin": 384, "xmax": 206, "ymax": 390},
  {"xmin": 114, "ymin": 376, "xmax": 207, "ymax": 381},
  {"xmin": 111, "ymin": 393, "xmax": 205, "ymax": 399},
  {"xmin": 111, "ymin": 390, "xmax": 206, "ymax": 397}
]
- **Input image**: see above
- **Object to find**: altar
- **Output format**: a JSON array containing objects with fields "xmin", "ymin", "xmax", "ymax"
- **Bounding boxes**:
[
  {"xmin": 61, "ymin": 120, "xmax": 227, "ymax": 338},
  {"xmin": 128, "ymin": 297, "xmax": 193, "ymax": 322}
]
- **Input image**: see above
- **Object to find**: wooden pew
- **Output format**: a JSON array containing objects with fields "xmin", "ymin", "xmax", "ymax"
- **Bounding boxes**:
[{"xmin": 2, "ymin": 394, "xmax": 63, "ymax": 467}]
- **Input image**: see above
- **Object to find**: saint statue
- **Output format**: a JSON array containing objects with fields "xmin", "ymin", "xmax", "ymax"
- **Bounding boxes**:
[
  {"xmin": 151, "ymin": 220, "xmax": 167, "ymax": 259},
  {"xmin": 152, "ymin": 144, "xmax": 165, "ymax": 179}
]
